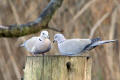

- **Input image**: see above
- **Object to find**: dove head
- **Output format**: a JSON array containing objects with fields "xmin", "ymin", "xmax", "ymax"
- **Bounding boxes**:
[
  {"xmin": 53, "ymin": 34, "xmax": 66, "ymax": 43},
  {"xmin": 40, "ymin": 31, "xmax": 50, "ymax": 39}
]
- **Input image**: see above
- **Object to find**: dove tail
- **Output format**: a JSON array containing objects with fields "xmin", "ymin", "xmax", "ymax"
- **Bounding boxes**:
[
  {"xmin": 82, "ymin": 39, "xmax": 117, "ymax": 52},
  {"xmin": 91, "ymin": 40, "xmax": 117, "ymax": 46}
]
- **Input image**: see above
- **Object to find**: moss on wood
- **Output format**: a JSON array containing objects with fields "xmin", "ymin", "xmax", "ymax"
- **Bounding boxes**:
[{"xmin": 0, "ymin": 0, "xmax": 63, "ymax": 37}]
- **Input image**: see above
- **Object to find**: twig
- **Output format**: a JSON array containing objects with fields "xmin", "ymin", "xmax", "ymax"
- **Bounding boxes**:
[
  {"xmin": 66, "ymin": 0, "xmax": 96, "ymax": 28},
  {"xmin": 109, "ymin": 8, "xmax": 117, "ymax": 40},
  {"xmin": 8, "ymin": 0, "xmax": 21, "ymax": 24},
  {"xmin": 4, "ymin": 38, "xmax": 21, "ymax": 79},
  {"xmin": 73, "ymin": 0, "xmax": 96, "ymax": 21},
  {"xmin": 89, "ymin": 12, "xmax": 110, "ymax": 38}
]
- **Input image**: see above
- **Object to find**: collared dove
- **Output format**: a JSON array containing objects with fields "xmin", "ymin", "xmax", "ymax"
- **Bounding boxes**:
[
  {"xmin": 53, "ymin": 34, "xmax": 116, "ymax": 55},
  {"xmin": 21, "ymin": 31, "xmax": 51, "ymax": 56}
]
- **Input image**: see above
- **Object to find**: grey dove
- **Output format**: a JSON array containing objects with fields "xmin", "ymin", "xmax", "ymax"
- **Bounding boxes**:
[
  {"xmin": 21, "ymin": 31, "xmax": 51, "ymax": 56},
  {"xmin": 53, "ymin": 34, "xmax": 116, "ymax": 55}
]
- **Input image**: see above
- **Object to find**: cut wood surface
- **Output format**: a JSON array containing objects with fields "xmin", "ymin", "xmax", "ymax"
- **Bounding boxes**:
[{"xmin": 24, "ymin": 55, "xmax": 92, "ymax": 80}]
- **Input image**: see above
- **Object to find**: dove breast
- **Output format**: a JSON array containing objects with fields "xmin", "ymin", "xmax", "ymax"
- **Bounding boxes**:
[
  {"xmin": 34, "ymin": 38, "xmax": 51, "ymax": 54},
  {"xmin": 24, "ymin": 37, "xmax": 51, "ymax": 54}
]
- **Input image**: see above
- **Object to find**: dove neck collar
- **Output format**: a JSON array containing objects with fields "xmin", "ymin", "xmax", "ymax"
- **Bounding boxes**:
[{"xmin": 39, "ymin": 36, "xmax": 46, "ymax": 41}]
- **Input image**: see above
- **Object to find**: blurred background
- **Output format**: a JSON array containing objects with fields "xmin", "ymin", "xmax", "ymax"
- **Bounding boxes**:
[{"xmin": 0, "ymin": 0, "xmax": 120, "ymax": 80}]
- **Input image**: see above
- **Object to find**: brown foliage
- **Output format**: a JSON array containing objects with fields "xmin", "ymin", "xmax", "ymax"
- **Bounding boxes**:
[{"xmin": 0, "ymin": 0, "xmax": 120, "ymax": 80}]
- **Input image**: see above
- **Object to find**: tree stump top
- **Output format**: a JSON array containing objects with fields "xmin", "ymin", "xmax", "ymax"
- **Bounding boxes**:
[{"xmin": 24, "ymin": 55, "xmax": 92, "ymax": 80}]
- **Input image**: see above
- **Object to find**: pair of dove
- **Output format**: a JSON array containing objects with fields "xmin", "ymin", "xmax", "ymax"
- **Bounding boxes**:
[{"xmin": 21, "ymin": 30, "xmax": 116, "ymax": 56}]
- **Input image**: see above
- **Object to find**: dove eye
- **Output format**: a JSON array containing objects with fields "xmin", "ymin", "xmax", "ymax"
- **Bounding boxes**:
[{"xmin": 42, "ymin": 33, "xmax": 45, "ymax": 35}]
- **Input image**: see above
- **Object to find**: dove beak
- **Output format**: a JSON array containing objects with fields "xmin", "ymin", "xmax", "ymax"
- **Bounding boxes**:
[{"xmin": 53, "ymin": 40, "xmax": 56, "ymax": 43}]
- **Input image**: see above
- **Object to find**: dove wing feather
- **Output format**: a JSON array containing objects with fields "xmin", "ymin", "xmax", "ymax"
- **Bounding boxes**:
[{"xmin": 59, "ymin": 39, "xmax": 91, "ymax": 55}]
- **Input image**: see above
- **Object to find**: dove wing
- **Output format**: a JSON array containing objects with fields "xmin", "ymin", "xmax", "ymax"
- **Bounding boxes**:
[
  {"xmin": 24, "ymin": 37, "xmax": 38, "ymax": 52},
  {"xmin": 59, "ymin": 39, "xmax": 91, "ymax": 55}
]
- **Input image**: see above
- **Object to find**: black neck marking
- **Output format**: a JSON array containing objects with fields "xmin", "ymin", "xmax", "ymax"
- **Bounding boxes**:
[{"xmin": 39, "ymin": 38, "xmax": 42, "ymax": 41}]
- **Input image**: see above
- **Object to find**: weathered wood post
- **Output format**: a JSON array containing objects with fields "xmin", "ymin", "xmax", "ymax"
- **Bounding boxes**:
[{"xmin": 24, "ymin": 55, "xmax": 92, "ymax": 80}]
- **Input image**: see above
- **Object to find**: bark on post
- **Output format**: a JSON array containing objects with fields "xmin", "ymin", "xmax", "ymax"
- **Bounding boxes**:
[{"xmin": 24, "ymin": 55, "xmax": 92, "ymax": 80}]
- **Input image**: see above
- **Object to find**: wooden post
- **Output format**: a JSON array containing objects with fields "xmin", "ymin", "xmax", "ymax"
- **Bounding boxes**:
[{"xmin": 24, "ymin": 55, "xmax": 92, "ymax": 80}]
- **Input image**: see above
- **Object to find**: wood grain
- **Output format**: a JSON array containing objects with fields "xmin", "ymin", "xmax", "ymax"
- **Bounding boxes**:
[{"xmin": 24, "ymin": 56, "xmax": 92, "ymax": 80}]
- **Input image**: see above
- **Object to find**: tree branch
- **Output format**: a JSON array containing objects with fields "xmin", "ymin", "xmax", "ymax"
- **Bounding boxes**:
[
  {"xmin": 89, "ymin": 12, "xmax": 110, "ymax": 39},
  {"xmin": 0, "ymin": 0, "xmax": 63, "ymax": 37}
]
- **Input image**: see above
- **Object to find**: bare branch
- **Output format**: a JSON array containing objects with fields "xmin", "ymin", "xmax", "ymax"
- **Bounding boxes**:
[
  {"xmin": 4, "ymin": 38, "xmax": 21, "ymax": 79},
  {"xmin": 73, "ymin": 0, "xmax": 96, "ymax": 21},
  {"xmin": 89, "ymin": 12, "xmax": 110, "ymax": 38},
  {"xmin": 8, "ymin": 0, "xmax": 21, "ymax": 24},
  {"xmin": 109, "ymin": 8, "xmax": 117, "ymax": 40},
  {"xmin": 0, "ymin": 0, "xmax": 63, "ymax": 37},
  {"xmin": 66, "ymin": 0, "xmax": 96, "ymax": 28},
  {"xmin": 89, "ymin": 5, "xmax": 118, "ymax": 39}
]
